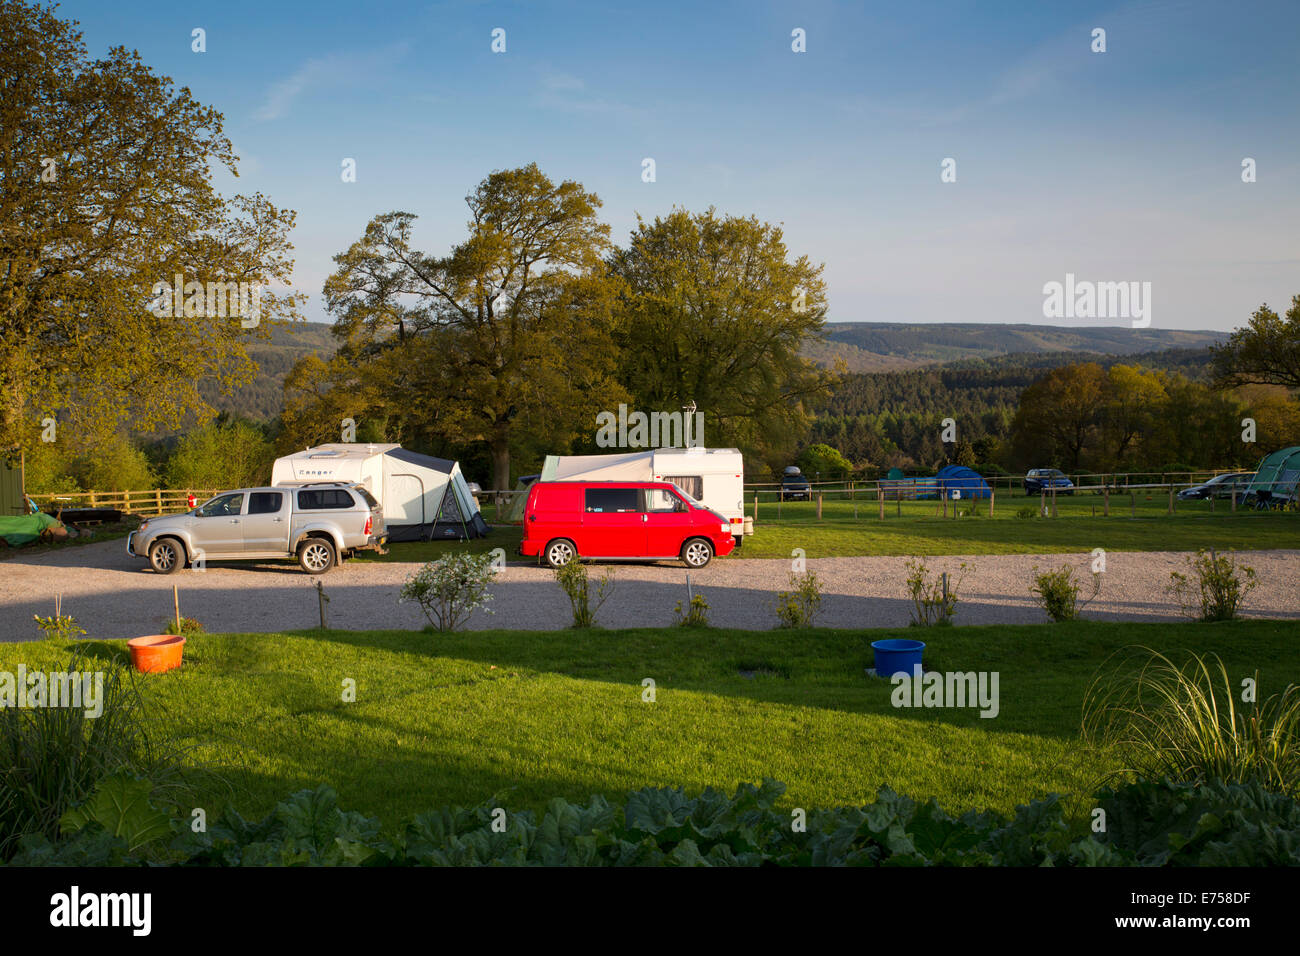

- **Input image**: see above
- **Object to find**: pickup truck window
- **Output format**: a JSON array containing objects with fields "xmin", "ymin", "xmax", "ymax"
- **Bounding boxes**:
[
  {"xmin": 197, "ymin": 493, "xmax": 245, "ymax": 517},
  {"xmin": 248, "ymin": 492, "xmax": 284, "ymax": 514},
  {"xmin": 298, "ymin": 488, "xmax": 355, "ymax": 510}
]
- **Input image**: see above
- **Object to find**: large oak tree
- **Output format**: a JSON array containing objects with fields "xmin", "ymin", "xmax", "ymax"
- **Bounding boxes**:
[
  {"xmin": 608, "ymin": 207, "xmax": 833, "ymax": 471},
  {"xmin": 291, "ymin": 164, "xmax": 626, "ymax": 489},
  {"xmin": 0, "ymin": 1, "xmax": 301, "ymax": 458}
]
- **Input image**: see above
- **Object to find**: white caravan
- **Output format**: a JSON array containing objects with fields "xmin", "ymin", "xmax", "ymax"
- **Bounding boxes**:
[
  {"xmin": 540, "ymin": 447, "xmax": 753, "ymax": 543},
  {"xmin": 271, "ymin": 443, "xmax": 487, "ymax": 541}
]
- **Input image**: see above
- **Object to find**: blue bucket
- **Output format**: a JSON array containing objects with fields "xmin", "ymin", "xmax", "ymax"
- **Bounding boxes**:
[{"xmin": 871, "ymin": 639, "xmax": 926, "ymax": 679}]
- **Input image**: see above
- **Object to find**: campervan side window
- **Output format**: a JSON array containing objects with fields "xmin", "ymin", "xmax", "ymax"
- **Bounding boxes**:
[
  {"xmin": 584, "ymin": 488, "xmax": 640, "ymax": 513},
  {"xmin": 297, "ymin": 489, "xmax": 355, "ymax": 510}
]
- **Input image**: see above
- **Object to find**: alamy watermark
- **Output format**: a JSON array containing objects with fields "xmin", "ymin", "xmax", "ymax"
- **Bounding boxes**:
[
  {"xmin": 147, "ymin": 273, "xmax": 262, "ymax": 328},
  {"xmin": 1042, "ymin": 273, "xmax": 1150, "ymax": 328},
  {"xmin": 0, "ymin": 666, "xmax": 104, "ymax": 718},
  {"xmin": 595, "ymin": 403, "xmax": 704, "ymax": 449},
  {"xmin": 890, "ymin": 665, "xmax": 1000, "ymax": 718}
]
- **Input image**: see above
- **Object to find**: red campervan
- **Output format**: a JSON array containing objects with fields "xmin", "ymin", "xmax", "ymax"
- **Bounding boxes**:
[{"xmin": 519, "ymin": 481, "xmax": 737, "ymax": 569}]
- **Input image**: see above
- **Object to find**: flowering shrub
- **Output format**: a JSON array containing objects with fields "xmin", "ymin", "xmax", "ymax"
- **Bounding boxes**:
[{"xmin": 399, "ymin": 553, "xmax": 496, "ymax": 631}]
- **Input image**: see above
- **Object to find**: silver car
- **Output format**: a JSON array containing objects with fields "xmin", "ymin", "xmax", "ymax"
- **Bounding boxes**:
[{"xmin": 127, "ymin": 482, "xmax": 386, "ymax": 574}]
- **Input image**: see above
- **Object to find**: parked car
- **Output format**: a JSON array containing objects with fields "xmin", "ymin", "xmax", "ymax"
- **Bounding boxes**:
[
  {"xmin": 1024, "ymin": 469, "xmax": 1074, "ymax": 496},
  {"xmin": 128, "ymin": 482, "xmax": 386, "ymax": 574},
  {"xmin": 780, "ymin": 467, "xmax": 812, "ymax": 501},
  {"xmin": 518, "ymin": 480, "xmax": 736, "ymax": 569},
  {"xmin": 1177, "ymin": 472, "xmax": 1255, "ymax": 501}
]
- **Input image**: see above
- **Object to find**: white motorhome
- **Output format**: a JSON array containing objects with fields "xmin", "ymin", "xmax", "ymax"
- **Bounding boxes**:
[
  {"xmin": 540, "ymin": 447, "xmax": 753, "ymax": 543},
  {"xmin": 271, "ymin": 443, "xmax": 487, "ymax": 542}
]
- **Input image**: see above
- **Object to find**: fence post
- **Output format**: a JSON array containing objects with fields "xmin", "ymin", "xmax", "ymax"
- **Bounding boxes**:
[
  {"xmin": 989, "ymin": 489, "xmax": 995, "ymax": 517},
  {"xmin": 1103, "ymin": 486, "xmax": 1109, "ymax": 517},
  {"xmin": 1040, "ymin": 489, "xmax": 1045, "ymax": 516},
  {"xmin": 754, "ymin": 490, "xmax": 759, "ymax": 520},
  {"xmin": 943, "ymin": 493, "xmax": 948, "ymax": 518},
  {"xmin": 1231, "ymin": 490, "xmax": 1237, "ymax": 513},
  {"xmin": 878, "ymin": 488, "xmax": 885, "ymax": 520},
  {"xmin": 155, "ymin": 489, "xmax": 162, "ymax": 514},
  {"xmin": 1130, "ymin": 491, "xmax": 1136, "ymax": 517},
  {"xmin": 89, "ymin": 490, "xmax": 96, "ymax": 508},
  {"xmin": 1167, "ymin": 485, "xmax": 1174, "ymax": 514},
  {"xmin": 817, "ymin": 493, "xmax": 823, "ymax": 520}
]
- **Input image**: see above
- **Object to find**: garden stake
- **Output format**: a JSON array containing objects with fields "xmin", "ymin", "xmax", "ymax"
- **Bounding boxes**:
[
  {"xmin": 316, "ymin": 580, "xmax": 330, "ymax": 629},
  {"xmin": 173, "ymin": 585, "xmax": 181, "ymax": 633}
]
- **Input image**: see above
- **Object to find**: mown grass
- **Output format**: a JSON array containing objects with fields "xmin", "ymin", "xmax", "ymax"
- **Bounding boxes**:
[
  {"xmin": 4, "ymin": 620, "xmax": 1295, "ymax": 827},
  {"xmin": 359, "ymin": 498, "xmax": 1300, "ymax": 564}
]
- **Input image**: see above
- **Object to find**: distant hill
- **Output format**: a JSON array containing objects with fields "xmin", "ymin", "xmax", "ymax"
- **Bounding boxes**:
[
  {"xmin": 202, "ymin": 320, "xmax": 1229, "ymax": 422},
  {"xmin": 200, "ymin": 321, "xmax": 338, "ymax": 421},
  {"xmin": 807, "ymin": 322, "xmax": 1227, "ymax": 373}
]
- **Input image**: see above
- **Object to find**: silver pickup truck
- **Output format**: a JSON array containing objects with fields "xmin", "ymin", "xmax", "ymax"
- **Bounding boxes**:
[{"xmin": 127, "ymin": 482, "xmax": 386, "ymax": 574}]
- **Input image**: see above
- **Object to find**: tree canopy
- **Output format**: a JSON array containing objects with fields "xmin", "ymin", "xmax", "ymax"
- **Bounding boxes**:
[{"xmin": 0, "ymin": 0, "xmax": 301, "ymax": 457}]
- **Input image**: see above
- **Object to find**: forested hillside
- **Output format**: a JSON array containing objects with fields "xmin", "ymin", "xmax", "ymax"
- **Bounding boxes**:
[{"xmin": 808, "ymin": 323, "xmax": 1226, "ymax": 373}]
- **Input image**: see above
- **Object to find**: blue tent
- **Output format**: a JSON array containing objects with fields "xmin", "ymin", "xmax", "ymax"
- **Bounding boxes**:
[{"xmin": 936, "ymin": 465, "xmax": 991, "ymax": 500}]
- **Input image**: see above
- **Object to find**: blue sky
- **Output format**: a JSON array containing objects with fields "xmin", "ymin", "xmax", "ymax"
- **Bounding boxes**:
[{"xmin": 57, "ymin": 0, "xmax": 1300, "ymax": 330}]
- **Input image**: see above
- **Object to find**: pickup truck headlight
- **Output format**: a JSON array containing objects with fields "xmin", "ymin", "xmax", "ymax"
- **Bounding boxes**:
[{"xmin": 138, "ymin": 520, "xmax": 150, "ymax": 534}]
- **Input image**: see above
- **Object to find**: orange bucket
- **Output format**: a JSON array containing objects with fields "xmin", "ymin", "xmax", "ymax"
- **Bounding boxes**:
[{"xmin": 127, "ymin": 634, "xmax": 186, "ymax": 674}]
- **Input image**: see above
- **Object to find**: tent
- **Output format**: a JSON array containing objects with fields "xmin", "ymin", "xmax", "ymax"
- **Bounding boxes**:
[
  {"xmin": 936, "ymin": 465, "xmax": 991, "ymax": 500},
  {"xmin": 1246, "ymin": 446, "xmax": 1300, "ymax": 503},
  {"xmin": 271, "ymin": 444, "xmax": 488, "ymax": 542},
  {"xmin": 505, "ymin": 474, "xmax": 540, "ymax": 523}
]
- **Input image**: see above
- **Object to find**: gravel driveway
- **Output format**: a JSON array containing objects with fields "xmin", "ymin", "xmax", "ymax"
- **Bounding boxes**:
[{"xmin": 2, "ymin": 540, "xmax": 1298, "ymax": 642}]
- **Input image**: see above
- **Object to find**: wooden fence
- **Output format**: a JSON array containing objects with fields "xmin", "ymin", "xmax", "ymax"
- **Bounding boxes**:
[{"xmin": 29, "ymin": 489, "xmax": 222, "ymax": 518}]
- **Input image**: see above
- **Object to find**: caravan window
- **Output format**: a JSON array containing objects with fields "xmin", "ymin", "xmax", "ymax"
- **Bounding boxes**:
[
  {"xmin": 297, "ymin": 489, "xmax": 355, "ymax": 510},
  {"xmin": 663, "ymin": 476, "xmax": 703, "ymax": 500},
  {"xmin": 584, "ymin": 488, "xmax": 640, "ymax": 513}
]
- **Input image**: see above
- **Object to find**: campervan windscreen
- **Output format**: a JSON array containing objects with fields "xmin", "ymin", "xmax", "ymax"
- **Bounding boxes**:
[{"xmin": 669, "ymin": 482, "xmax": 702, "ymax": 505}]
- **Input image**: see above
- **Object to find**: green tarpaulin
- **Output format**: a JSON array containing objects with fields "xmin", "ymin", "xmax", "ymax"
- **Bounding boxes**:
[{"xmin": 0, "ymin": 512, "xmax": 64, "ymax": 547}]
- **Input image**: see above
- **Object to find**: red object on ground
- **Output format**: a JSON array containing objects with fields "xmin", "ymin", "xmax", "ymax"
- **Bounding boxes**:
[
  {"xmin": 127, "ymin": 634, "xmax": 186, "ymax": 673},
  {"xmin": 519, "ymin": 480, "xmax": 736, "ymax": 567}
]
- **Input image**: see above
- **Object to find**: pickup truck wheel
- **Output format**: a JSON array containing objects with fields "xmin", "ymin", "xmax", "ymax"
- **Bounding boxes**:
[
  {"xmin": 681, "ymin": 538, "xmax": 714, "ymax": 569},
  {"xmin": 544, "ymin": 539, "xmax": 577, "ymax": 568},
  {"xmin": 148, "ymin": 538, "xmax": 184, "ymax": 574},
  {"xmin": 298, "ymin": 538, "xmax": 336, "ymax": 574}
]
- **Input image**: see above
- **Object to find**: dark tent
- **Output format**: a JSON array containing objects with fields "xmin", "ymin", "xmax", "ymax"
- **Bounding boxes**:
[{"xmin": 936, "ymin": 465, "xmax": 991, "ymax": 500}]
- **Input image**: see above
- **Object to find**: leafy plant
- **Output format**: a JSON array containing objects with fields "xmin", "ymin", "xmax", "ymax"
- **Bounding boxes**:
[
  {"xmin": 904, "ymin": 558, "xmax": 966, "ymax": 627},
  {"xmin": 774, "ymin": 570, "xmax": 823, "ymax": 628},
  {"xmin": 399, "ymin": 553, "xmax": 496, "ymax": 631},
  {"xmin": 33, "ymin": 613, "xmax": 86, "ymax": 643},
  {"xmin": 1167, "ymin": 549, "xmax": 1257, "ymax": 621},
  {"xmin": 1030, "ymin": 565, "xmax": 1100, "ymax": 623},
  {"xmin": 61, "ymin": 773, "xmax": 174, "ymax": 853},
  {"xmin": 13, "ymin": 776, "xmax": 1300, "ymax": 867},
  {"xmin": 553, "ymin": 560, "xmax": 614, "ymax": 628},
  {"xmin": 1082, "ymin": 647, "xmax": 1300, "ymax": 797},
  {"xmin": 0, "ymin": 653, "xmax": 188, "ymax": 860},
  {"xmin": 162, "ymin": 617, "xmax": 204, "ymax": 636},
  {"xmin": 1015, "ymin": 507, "xmax": 1038, "ymax": 519},
  {"xmin": 673, "ymin": 593, "xmax": 710, "ymax": 628}
]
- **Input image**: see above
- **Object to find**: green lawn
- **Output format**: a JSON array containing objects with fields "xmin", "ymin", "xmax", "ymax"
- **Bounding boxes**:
[
  {"xmin": 7, "ymin": 620, "xmax": 1296, "ymax": 826},
  {"xmin": 360, "ymin": 499, "xmax": 1300, "ymax": 565}
]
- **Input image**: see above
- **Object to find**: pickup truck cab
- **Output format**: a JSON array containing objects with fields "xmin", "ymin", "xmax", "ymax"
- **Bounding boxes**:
[
  {"xmin": 128, "ymin": 482, "xmax": 386, "ymax": 574},
  {"xmin": 519, "ymin": 480, "xmax": 736, "ymax": 569}
]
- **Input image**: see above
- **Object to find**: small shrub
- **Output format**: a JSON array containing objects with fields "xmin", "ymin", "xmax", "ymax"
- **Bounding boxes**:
[
  {"xmin": 399, "ymin": 552, "xmax": 496, "ymax": 631},
  {"xmin": 774, "ymin": 571, "xmax": 824, "ymax": 628},
  {"xmin": 1167, "ymin": 549, "xmax": 1257, "ymax": 622},
  {"xmin": 673, "ymin": 593, "xmax": 710, "ymax": 628},
  {"xmin": 162, "ymin": 617, "xmax": 204, "ymax": 636},
  {"xmin": 904, "ymin": 558, "xmax": 965, "ymax": 627},
  {"xmin": 33, "ymin": 614, "xmax": 86, "ymax": 643},
  {"xmin": 1083, "ymin": 647, "xmax": 1300, "ymax": 796},
  {"xmin": 1030, "ymin": 565, "xmax": 1100, "ymax": 623},
  {"xmin": 1015, "ymin": 506, "xmax": 1037, "ymax": 519},
  {"xmin": 553, "ymin": 561, "xmax": 614, "ymax": 628}
]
